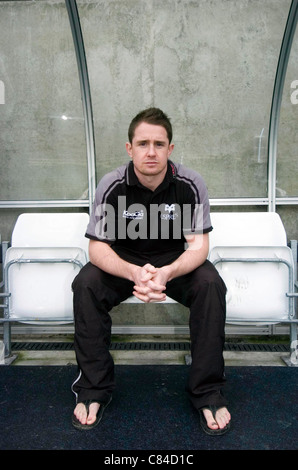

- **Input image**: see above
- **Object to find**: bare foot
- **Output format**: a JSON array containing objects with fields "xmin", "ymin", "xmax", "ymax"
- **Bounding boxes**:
[
  {"xmin": 202, "ymin": 406, "xmax": 231, "ymax": 431},
  {"xmin": 73, "ymin": 401, "xmax": 100, "ymax": 426}
]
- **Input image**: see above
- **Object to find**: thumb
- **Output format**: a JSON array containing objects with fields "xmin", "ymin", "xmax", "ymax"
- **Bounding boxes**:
[{"xmin": 143, "ymin": 263, "xmax": 157, "ymax": 273}]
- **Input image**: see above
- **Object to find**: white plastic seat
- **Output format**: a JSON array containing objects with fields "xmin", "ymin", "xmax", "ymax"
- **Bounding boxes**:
[
  {"xmin": 209, "ymin": 245, "xmax": 294, "ymax": 322},
  {"xmin": 3, "ymin": 213, "xmax": 89, "ymax": 322},
  {"xmin": 5, "ymin": 247, "xmax": 87, "ymax": 320},
  {"xmin": 123, "ymin": 295, "xmax": 177, "ymax": 304},
  {"xmin": 10, "ymin": 212, "xmax": 90, "ymax": 251},
  {"xmin": 208, "ymin": 212, "xmax": 295, "ymax": 324},
  {"xmin": 209, "ymin": 212, "xmax": 287, "ymax": 249}
]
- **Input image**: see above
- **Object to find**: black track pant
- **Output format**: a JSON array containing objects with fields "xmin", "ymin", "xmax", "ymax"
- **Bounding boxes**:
[{"xmin": 71, "ymin": 250, "xmax": 228, "ymax": 410}]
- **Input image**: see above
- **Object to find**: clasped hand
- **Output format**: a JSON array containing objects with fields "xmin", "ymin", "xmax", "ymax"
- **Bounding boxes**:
[{"xmin": 132, "ymin": 263, "xmax": 169, "ymax": 303}]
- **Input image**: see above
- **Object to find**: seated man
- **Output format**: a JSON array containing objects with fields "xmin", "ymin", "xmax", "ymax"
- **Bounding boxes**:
[{"xmin": 71, "ymin": 107, "xmax": 231, "ymax": 435}]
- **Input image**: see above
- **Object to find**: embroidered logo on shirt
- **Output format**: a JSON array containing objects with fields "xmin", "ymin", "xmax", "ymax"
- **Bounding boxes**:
[
  {"xmin": 161, "ymin": 203, "xmax": 178, "ymax": 220},
  {"xmin": 165, "ymin": 204, "xmax": 176, "ymax": 212},
  {"xmin": 122, "ymin": 209, "xmax": 144, "ymax": 220}
]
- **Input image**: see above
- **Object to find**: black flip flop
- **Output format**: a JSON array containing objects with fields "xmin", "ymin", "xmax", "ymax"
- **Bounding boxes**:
[
  {"xmin": 199, "ymin": 405, "xmax": 231, "ymax": 436},
  {"xmin": 72, "ymin": 396, "xmax": 112, "ymax": 431}
]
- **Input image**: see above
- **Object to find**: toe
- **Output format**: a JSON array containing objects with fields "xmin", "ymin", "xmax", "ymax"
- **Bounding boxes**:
[
  {"xmin": 215, "ymin": 407, "xmax": 231, "ymax": 429},
  {"xmin": 86, "ymin": 402, "xmax": 100, "ymax": 425},
  {"xmin": 203, "ymin": 409, "xmax": 219, "ymax": 430},
  {"xmin": 74, "ymin": 403, "xmax": 88, "ymax": 425}
]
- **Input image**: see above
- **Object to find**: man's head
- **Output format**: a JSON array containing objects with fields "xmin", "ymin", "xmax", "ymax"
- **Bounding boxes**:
[
  {"xmin": 125, "ymin": 108, "xmax": 174, "ymax": 191},
  {"xmin": 128, "ymin": 107, "xmax": 173, "ymax": 144}
]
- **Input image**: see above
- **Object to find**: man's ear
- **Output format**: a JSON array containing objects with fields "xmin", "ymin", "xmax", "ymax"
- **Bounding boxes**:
[
  {"xmin": 168, "ymin": 143, "xmax": 175, "ymax": 157},
  {"xmin": 125, "ymin": 142, "xmax": 132, "ymax": 158}
]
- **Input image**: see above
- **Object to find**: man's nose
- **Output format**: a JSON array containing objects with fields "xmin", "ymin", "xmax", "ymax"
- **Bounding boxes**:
[{"xmin": 148, "ymin": 143, "xmax": 157, "ymax": 156}]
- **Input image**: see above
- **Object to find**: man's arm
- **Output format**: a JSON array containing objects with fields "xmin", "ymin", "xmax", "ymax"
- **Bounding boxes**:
[
  {"xmin": 89, "ymin": 239, "xmax": 136, "ymax": 281},
  {"xmin": 160, "ymin": 232, "xmax": 209, "ymax": 282},
  {"xmin": 89, "ymin": 240, "xmax": 166, "ymax": 299}
]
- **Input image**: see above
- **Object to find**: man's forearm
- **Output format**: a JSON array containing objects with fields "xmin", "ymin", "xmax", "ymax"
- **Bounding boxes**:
[
  {"xmin": 161, "ymin": 233, "xmax": 209, "ymax": 282},
  {"xmin": 89, "ymin": 239, "xmax": 137, "ymax": 282}
]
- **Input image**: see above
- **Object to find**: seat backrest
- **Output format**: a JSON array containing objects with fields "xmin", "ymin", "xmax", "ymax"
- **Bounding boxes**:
[
  {"xmin": 11, "ymin": 213, "xmax": 90, "ymax": 254},
  {"xmin": 209, "ymin": 213, "xmax": 292, "ymax": 321},
  {"xmin": 209, "ymin": 212, "xmax": 287, "ymax": 250},
  {"xmin": 6, "ymin": 213, "xmax": 90, "ymax": 320}
]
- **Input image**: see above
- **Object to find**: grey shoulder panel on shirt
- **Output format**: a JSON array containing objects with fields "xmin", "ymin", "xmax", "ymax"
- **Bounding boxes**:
[
  {"xmin": 95, "ymin": 163, "xmax": 128, "ymax": 205},
  {"xmin": 174, "ymin": 162, "xmax": 209, "ymax": 204},
  {"xmin": 85, "ymin": 163, "xmax": 128, "ymax": 242},
  {"xmin": 173, "ymin": 162, "xmax": 212, "ymax": 233}
]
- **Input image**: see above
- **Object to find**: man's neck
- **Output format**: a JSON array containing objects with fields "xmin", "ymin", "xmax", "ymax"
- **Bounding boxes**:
[{"xmin": 133, "ymin": 165, "xmax": 168, "ymax": 192}]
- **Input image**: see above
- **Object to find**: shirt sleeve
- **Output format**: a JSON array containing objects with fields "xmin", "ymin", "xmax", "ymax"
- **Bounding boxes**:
[
  {"xmin": 176, "ymin": 165, "xmax": 212, "ymax": 236},
  {"xmin": 85, "ymin": 173, "xmax": 118, "ymax": 244},
  {"xmin": 192, "ymin": 171, "xmax": 212, "ymax": 234}
]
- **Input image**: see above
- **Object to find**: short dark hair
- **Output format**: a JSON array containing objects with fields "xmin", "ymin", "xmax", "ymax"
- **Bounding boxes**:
[{"xmin": 128, "ymin": 107, "xmax": 173, "ymax": 144}]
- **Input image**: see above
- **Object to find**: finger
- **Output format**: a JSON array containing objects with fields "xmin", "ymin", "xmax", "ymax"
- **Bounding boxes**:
[
  {"xmin": 146, "ymin": 279, "xmax": 166, "ymax": 291},
  {"xmin": 133, "ymin": 289, "xmax": 166, "ymax": 303},
  {"xmin": 133, "ymin": 285, "xmax": 150, "ymax": 294},
  {"xmin": 148, "ymin": 296, "xmax": 166, "ymax": 303},
  {"xmin": 147, "ymin": 291, "xmax": 167, "ymax": 302},
  {"xmin": 140, "ymin": 271, "xmax": 155, "ymax": 283},
  {"xmin": 140, "ymin": 264, "xmax": 157, "ymax": 282},
  {"xmin": 133, "ymin": 291, "xmax": 150, "ymax": 303}
]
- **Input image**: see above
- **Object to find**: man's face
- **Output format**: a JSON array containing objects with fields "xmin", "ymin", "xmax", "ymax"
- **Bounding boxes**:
[{"xmin": 126, "ymin": 122, "xmax": 174, "ymax": 183}]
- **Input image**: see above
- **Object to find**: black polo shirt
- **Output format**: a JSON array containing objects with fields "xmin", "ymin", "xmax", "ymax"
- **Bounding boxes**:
[{"xmin": 86, "ymin": 160, "xmax": 212, "ymax": 258}]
